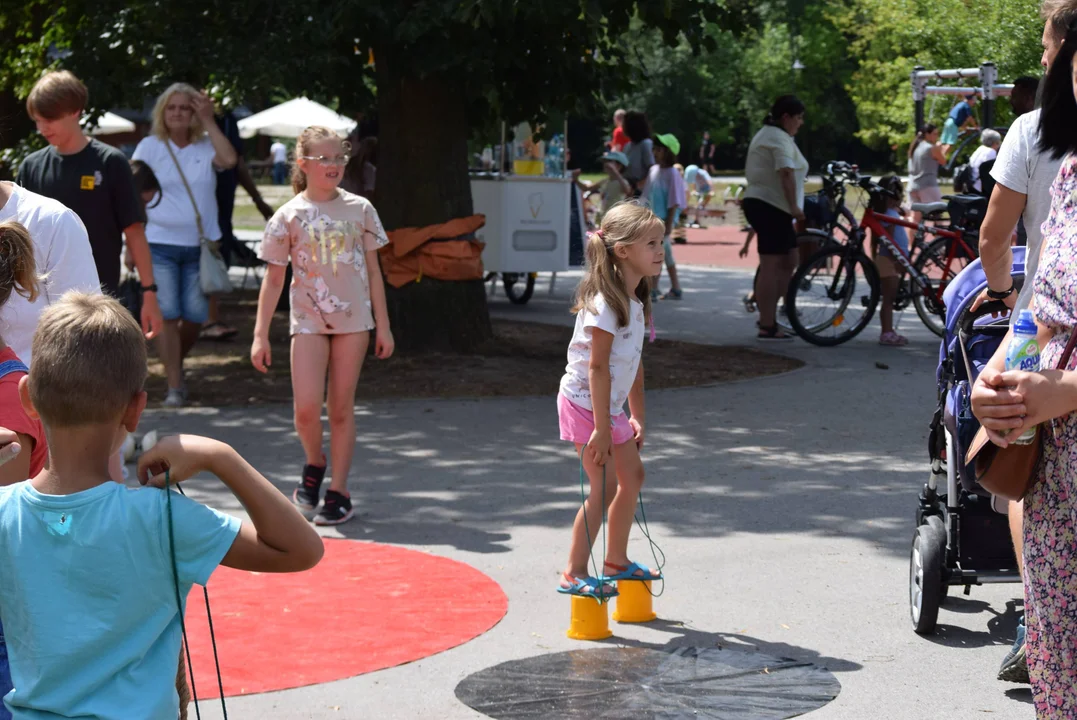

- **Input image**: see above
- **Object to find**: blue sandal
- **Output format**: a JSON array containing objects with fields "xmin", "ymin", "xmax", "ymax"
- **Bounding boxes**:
[
  {"xmin": 603, "ymin": 561, "xmax": 661, "ymax": 582},
  {"xmin": 557, "ymin": 572, "xmax": 618, "ymax": 599}
]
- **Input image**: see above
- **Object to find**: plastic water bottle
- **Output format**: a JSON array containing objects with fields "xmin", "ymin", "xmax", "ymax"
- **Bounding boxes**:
[
  {"xmin": 1005, "ymin": 309, "xmax": 1041, "ymax": 445},
  {"xmin": 545, "ymin": 134, "xmax": 564, "ymax": 177}
]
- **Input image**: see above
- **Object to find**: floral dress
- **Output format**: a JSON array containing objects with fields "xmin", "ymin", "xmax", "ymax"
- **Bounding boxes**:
[
  {"xmin": 1025, "ymin": 153, "xmax": 1077, "ymax": 717},
  {"xmin": 259, "ymin": 189, "xmax": 389, "ymax": 335}
]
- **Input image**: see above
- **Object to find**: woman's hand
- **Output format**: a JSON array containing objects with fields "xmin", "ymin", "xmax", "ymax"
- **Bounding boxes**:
[
  {"xmin": 375, "ymin": 326, "xmax": 395, "ymax": 359},
  {"xmin": 586, "ymin": 429, "xmax": 613, "ymax": 467},
  {"xmin": 997, "ymin": 368, "xmax": 1077, "ymax": 441},
  {"xmin": 971, "ymin": 367, "xmax": 1027, "ymax": 446},
  {"xmin": 251, "ymin": 335, "xmax": 272, "ymax": 373},
  {"xmin": 190, "ymin": 91, "xmax": 216, "ymax": 125},
  {"xmin": 629, "ymin": 418, "xmax": 644, "ymax": 450}
]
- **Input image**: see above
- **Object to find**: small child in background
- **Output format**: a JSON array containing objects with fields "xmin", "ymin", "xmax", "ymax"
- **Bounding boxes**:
[
  {"xmin": 684, "ymin": 164, "xmax": 715, "ymax": 228},
  {"xmin": 871, "ymin": 175, "xmax": 910, "ymax": 347},
  {"xmin": 125, "ymin": 161, "xmax": 162, "ymax": 272},
  {"xmin": 578, "ymin": 151, "xmax": 633, "ymax": 225},
  {"xmin": 557, "ymin": 202, "xmax": 663, "ymax": 599},
  {"xmin": 642, "ymin": 133, "xmax": 686, "ymax": 300},
  {"xmin": 0, "ymin": 292, "xmax": 323, "ymax": 718}
]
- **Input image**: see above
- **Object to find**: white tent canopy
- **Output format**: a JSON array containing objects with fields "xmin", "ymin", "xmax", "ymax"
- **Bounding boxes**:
[
  {"xmin": 85, "ymin": 111, "xmax": 136, "ymax": 136},
  {"xmin": 237, "ymin": 98, "xmax": 356, "ymax": 139}
]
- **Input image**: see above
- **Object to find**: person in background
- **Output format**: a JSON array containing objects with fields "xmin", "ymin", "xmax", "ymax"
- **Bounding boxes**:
[
  {"xmin": 742, "ymin": 95, "xmax": 809, "ymax": 341},
  {"xmin": 1012, "ymin": 75, "xmax": 1042, "ymax": 117},
  {"xmin": 577, "ymin": 150, "xmax": 632, "ymax": 224},
  {"xmin": 907, "ymin": 124, "xmax": 948, "ymax": 223},
  {"xmin": 870, "ymin": 176, "xmax": 911, "ymax": 347},
  {"xmin": 622, "ymin": 111, "xmax": 655, "ymax": 197},
  {"xmin": 684, "ymin": 164, "xmax": 715, "ymax": 228},
  {"xmin": 15, "ymin": 71, "xmax": 162, "ymax": 339},
  {"xmin": 611, "ymin": 109, "xmax": 628, "ymax": 152},
  {"xmin": 642, "ymin": 133, "xmax": 685, "ymax": 301},
  {"xmin": 968, "ymin": 0, "xmax": 1070, "ymax": 687},
  {"xmin": 132, "ymin": 82, "xmax": 238, "ymax": 408},
  {"xmin": 342, "ymin": 137, "xmax": 377, "ymax": 199},
  {"xmin": 699, "ymin": 131, "xmax": 717, "ymax": 174},
  {"xmin": 270, "ymin": 139, "xmax": 288, "ymax": 185},
  {"xmin": 941, "ymin": 93, "xmax": 980, "ymax": 155},
  {"xmin": 969, "ymin": 129, "xmax": 1003, "ymax": 196},
  {"xmin": 198, "ymin": 108, "xmax": 276, "ymax": 342}
]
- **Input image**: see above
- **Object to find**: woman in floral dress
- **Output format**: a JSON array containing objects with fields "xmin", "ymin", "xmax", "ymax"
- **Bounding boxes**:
[{"xmin": 973, "ymin": 22, "xmax": 1077, "ymax": 716}]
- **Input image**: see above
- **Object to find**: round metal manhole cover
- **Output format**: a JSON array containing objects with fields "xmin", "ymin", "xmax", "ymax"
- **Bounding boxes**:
[{"xmin": 456, "ymin": 646, "xmax": 840, "ymax": 719}]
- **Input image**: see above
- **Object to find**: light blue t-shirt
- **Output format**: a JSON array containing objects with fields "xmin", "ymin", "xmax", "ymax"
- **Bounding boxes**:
[
  {"xmin": 879, "ymin": 208, "xmax": 909, "ymax": 257},
  {"xmin": 0, "ymin": 480, "xmax": 240, "ymax": 719}
]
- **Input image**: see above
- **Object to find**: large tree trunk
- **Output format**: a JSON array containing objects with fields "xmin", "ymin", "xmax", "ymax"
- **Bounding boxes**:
[{"xmin": 374, "ymin": 50, "xmax": 493, "ymax": 353}]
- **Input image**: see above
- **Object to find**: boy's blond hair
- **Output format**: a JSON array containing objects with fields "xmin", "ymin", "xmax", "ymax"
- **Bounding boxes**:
[
  {"xmin": 30, "ymin": 293, "xmax": 147, "ymax": 427},
  {"xmin": 26, "ymin": 71, "xmax": 88, "ymax": 121}
]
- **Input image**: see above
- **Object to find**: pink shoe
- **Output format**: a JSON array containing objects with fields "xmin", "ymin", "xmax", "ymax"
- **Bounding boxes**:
[{"xmin": 879, "ymin": 331, "xmax": 908, "ymax": 346}]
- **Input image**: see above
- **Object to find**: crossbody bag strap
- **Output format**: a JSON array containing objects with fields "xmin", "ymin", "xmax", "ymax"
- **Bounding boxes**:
[
  {"xmin": 1057, "ymin": 327, "xmax": 1077, "ymax": 370},
  {"xmin": 163, "ymin": 139, "xmax": 206, "ymax": 241}
]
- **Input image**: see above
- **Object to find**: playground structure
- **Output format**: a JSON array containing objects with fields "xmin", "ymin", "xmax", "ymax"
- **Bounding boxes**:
[{"xmin": 911, "ymin": 62, "xmax": 1014, "ymax": 132}]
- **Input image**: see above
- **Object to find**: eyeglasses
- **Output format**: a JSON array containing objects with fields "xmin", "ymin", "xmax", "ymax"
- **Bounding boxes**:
[{"xmin": 300, "ymin": 154, "xmax": 350, "ymax": 166}]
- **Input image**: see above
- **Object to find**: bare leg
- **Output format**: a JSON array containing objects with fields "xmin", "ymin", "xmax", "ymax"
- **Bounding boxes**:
[
  {"xmin": 757, "ymin": 251, "xmax": 797, "ymax": 328},
  {"xmin": 157, "ymin": 320, "xmax": 183, "ymax": 391},
  {"xmin": 564, "ymin": 443, "xmax": 619, "ymax": 581},
  {"xmin": 1010, "ymin": 499, "xmax": 1024, "ymax": 577},
  {"xmin": 667, "ymin": 264, "xmax": 681, "ymax": 293},
  {"xmin": 325, "ymin": 332, "xmax": 369, "ymax": 494},
  {"xmin": 880, "ymin": 276, "xmax": 899, "ymax": 334},
  {"xmin": 179, "ymin": 320, "xmax": 201, "ymax": 360},
  {"xmin": 291, "ymin": 334, "xmax": 330, "ymax": 467},
  {"xmin": 604, "ymin": 439, "xmax": 649, "ymax": 575}
]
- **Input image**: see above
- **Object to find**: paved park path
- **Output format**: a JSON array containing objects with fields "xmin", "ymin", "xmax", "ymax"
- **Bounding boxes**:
[{"xmin": 163, "ymin": 235, "xmax": 1031, "ymax": 718}]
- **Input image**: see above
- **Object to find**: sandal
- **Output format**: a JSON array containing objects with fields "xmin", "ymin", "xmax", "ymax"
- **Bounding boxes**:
[
  {"xmin": 757, "ymin": 325, "xmax": 793, "ymax": 342},
  {"xmin": 879, "ymin": 330, "xmax": 908, "ymax": 347},
  {"xmin": 201, "ymin": 322, "xmax": 238, "ymax": 341},
  {"xmin": 603, "ymin": 561, "xmax": 662, "ymax": 582},
  {"xmin": 557, "ymin": 571, "xmax": 618, "ymax": 599},
  {"xmin": 662, "ymin": 289, "xmax": 683, "ymax": 301}
]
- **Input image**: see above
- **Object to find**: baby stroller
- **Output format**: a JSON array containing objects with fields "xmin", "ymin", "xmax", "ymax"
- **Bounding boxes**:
[{"xmin": 911, "ymin": 247, "xmax": 1026, "ymax": 634}]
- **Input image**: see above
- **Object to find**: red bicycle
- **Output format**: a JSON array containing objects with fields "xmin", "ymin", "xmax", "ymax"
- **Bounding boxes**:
[{"xmin": 786, "ymin": 168, "xmax": 982, "ymax": 346}]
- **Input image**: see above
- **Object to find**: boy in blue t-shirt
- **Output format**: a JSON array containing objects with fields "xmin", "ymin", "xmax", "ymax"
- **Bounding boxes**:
[
  {"xmin": 941, "ymin": 93, "xmax": 980, "ymax": 154},
  {"xmin": 0, "ymin": 293, "xmax": 323, "ymax": 719}
]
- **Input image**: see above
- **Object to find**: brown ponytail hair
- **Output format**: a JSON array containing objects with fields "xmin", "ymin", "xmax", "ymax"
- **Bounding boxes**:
[
  {"xmin": 0, "ymin": 222, "xmax": 39, "ymax": 308},
  {"xmin": 572, "ymin": 201, "xmax": 662, "ymax": 327},
  {"xmin": 908, "ymin": 123, "xmax": 938, "ymax": 159},
  {"xmin": 291, "ymin": 126, "xmax": 352, "ymax": 195}
]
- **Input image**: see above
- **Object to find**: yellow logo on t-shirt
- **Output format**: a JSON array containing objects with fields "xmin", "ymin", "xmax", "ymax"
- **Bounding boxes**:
[{"xmin": 80, "ymin": 175, "xmax": 95, "ymax": 190}]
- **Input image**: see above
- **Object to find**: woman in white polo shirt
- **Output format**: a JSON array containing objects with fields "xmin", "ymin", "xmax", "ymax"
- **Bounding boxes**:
[{"xmin": 133, "ymin": 83, "xmax": 237, "ymax": 407}]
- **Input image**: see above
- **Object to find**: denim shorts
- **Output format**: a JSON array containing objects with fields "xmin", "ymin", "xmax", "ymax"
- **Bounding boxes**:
[{"xmin": 150, "ymin": 243, "xmax": 208, "ymax": 324}]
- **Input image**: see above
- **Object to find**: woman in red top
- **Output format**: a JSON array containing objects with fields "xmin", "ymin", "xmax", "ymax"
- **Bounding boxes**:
[{"xmin": 0, "ymin": 221, "xmax": 47, "ymax": 482}]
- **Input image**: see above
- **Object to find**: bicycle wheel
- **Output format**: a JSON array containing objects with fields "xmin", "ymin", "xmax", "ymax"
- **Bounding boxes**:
[
  {"xmin": 912, "ymin": 238, "xmax": 974, "ymax": 337},
  {"xmin": 503, "ymin": 272, "xmax": 536, "ymax": 305},
  {"xmin": 788, "ymin": 246, "xmax": 880, "ymax": 346}
]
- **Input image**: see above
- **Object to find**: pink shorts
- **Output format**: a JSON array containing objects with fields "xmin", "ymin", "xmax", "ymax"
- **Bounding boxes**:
[{"xmin": 558, "ymin": 394, "xmax": 635, "ymax": 446}]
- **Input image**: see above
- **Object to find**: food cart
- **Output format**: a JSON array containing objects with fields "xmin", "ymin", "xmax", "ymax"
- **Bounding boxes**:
[{"xmin": 472, "ymin": 123, "xmax": 586, "ymax": 304}]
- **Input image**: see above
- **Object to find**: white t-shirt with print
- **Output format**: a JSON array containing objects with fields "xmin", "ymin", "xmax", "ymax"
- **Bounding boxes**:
[
  {"xmin": 132, "ymin": 136, "xmax": 221, "ymax": 247},
  {"xmin": 270, "ymin": 142, "xmax": 288, "ymax": 164},
  {"xmin": 0, "ymin": 183, "xmax": 102, "ymax": 366},
  {"xmin": 990, "ymin": 109, "xmax": 1064, "ymax": 317},
  {"xmin": 559, "ymin": 293, "xmax": 645, "ymax": 416},
  {"xmin": 743, "ymin": 125, "xmax": 809, "ymax": 216}
]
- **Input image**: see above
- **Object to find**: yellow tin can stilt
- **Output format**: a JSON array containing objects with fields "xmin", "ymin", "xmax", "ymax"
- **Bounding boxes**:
[
  {"xmin": 566, "ymin": 595, "xmax": 613, "ymax": 640},
  {"xmin": 612, "ymin": 580, "xmax": 657, "ymax": 623}
]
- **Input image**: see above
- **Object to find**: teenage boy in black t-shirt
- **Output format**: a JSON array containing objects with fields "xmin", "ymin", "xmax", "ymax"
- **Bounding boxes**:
[{"xmin": 16, "ymin": 71, "xmax": 162, "ymax": 338}]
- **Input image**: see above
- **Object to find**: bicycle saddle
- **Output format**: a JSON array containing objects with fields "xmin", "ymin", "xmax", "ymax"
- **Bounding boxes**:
[{"xmin": 910, "ymin": 201, "xmax": 948, "ymax": 216}]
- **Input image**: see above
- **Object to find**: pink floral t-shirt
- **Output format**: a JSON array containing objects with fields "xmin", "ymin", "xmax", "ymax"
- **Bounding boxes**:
[{"xmin": 259, "ymin": 190, "xmax": 389, "ymax": 335}]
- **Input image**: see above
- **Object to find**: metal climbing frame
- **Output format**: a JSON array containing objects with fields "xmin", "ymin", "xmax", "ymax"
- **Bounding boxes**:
[{"xmin": 911, "ymin": 62, "xmax": 1014, "ymax": 131}]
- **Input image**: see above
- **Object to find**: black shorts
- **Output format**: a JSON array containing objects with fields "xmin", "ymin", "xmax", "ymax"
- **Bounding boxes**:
[{"xmin": 742, "ymin": 198, "xmax": 797, "ymax": 256}]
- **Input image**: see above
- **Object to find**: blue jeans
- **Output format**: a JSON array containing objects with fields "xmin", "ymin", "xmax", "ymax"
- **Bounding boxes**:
[
  {"xmin": 272, "ymin": 162, "xmax": 288, "ymax": 185},
  {"xmin": 149, "ymin": 243, "xmax": 208, "ymax": 324}
]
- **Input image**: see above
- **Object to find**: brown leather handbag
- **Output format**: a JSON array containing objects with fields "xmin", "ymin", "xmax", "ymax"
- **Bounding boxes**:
[{"xmin": 965, "ymin": 330, "xmax": 1077, "ymax": 501}]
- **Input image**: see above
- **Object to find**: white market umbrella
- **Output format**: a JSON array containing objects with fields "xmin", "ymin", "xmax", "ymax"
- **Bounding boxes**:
[
  {"xmin": 237, "ymin": 97, "xmax": 356, "ymax": 139},
  {"xmin": 85, "ymin": 111, "xmax": 136, "ymax": 136}
]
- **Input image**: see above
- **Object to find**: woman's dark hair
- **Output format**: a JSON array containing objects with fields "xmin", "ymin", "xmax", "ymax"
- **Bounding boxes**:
[
  {"xmin": 1038, "ymin": 25, "xmax": 1077, "ymax": 160},
  {"xmin": 870, "ymin": 175, "xmax": 904, "ymax": 213},
  {"xmin": 129, "ymin": 159, "xmax": 161, "ymax": 209},
  {"xmin": 763, "ymin": 95, "xmax": 806, "ymax": 128},
  {"xmin": 908, "ymin": 123, "xmax": 938, "ymax": 159},
  {"xmin": 622, "ymin": 111, "xmax": 651, "ymax": 144}
]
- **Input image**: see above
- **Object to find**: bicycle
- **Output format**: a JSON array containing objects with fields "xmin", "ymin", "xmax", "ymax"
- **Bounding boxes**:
[{"xmin": 786, "ymin": 173, "xmax": 983, "ymax": 346}]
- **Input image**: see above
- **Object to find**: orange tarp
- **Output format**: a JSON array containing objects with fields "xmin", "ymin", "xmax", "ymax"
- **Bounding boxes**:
[{"xmin": 379, "ymin": 215, "xmax": 486, "ymax": 288}]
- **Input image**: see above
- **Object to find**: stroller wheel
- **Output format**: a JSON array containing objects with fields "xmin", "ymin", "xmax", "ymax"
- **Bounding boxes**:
[{"xmin": 910, "ymin": 516, "xmax": 946, "ymax": 634}]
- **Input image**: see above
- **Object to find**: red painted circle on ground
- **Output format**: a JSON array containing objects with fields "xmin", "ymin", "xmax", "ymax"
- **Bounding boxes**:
[{"xmin": 182, "ymin": 539, "xmax": 507, "ymax": 698}]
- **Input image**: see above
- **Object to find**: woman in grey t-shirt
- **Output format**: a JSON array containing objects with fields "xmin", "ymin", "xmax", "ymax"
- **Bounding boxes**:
[
  {"xmin": 621, "ymin": 110, "xmax": 655, "ymax": 196},
  {"xmin": 907, "ymin": 124, "xmax": 948, "ymax": 221}
]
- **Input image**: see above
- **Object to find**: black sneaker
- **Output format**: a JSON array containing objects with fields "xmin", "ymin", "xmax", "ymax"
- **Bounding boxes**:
[
  {"xmin": 314, "ymin": 490, "xmax": 354, "ymax": 526},
  {"xmin": 293, "ymin": 463, "xmax": 326, "ymax": 511}
]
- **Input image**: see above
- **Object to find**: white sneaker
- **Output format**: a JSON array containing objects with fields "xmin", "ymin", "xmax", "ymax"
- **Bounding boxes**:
[{"xmin": 163, "ymin": 388, "xmax": 185, "ymax": 408}]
